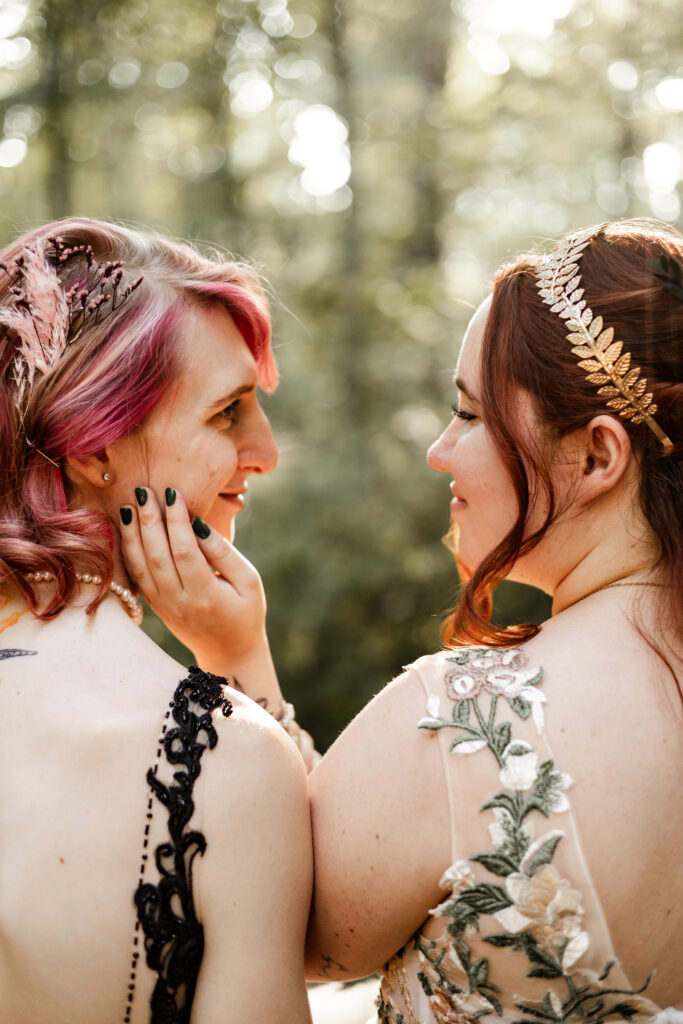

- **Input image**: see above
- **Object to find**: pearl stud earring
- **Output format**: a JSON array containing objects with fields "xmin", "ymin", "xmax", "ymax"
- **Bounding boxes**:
[{"xmin": 102, "ymin": 472, "xmax": 112, "ymax": 482}]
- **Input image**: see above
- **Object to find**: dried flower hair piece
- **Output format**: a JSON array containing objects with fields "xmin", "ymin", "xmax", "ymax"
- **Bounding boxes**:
[
  {"xmin": 536, "ymin": 226, "xmax": 674, "ymax": 452},
  {"xmin": 0, "ymin": 235, "xmax": 143, "ymax": 412}
]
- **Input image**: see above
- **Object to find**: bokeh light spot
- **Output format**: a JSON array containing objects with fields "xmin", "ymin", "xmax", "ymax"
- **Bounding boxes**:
[{"xmin": 0, "ymin": 136, "xmax": 26, "ymax": 166}]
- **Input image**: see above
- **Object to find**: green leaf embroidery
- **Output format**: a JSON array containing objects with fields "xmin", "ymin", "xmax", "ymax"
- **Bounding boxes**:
[
  {"xmin": 508, "ymin": 696, "xmax": 532, "ymax": 719},
  {"xmin": 446, "ymin": 652, "xmax": 471, "ymax": 665},
  {"xmin": 471, "ymin": 958, "xmax": 489, "ymax": 986},
  {"xmin": 417, "ymin": 969, "xmax": 432, "ymax": 996},
  {"xmin": 390, "ymin": 649, "xmax": 654, "ymax": 1024},
  {"xmin": 453, "ymin": 698, "xmax": 471, "ymax": 725},
  {"xmin": 417, "ymin": 717, "xmax": 445, "ymax": 731},
  {"xmin": 492, "ymin": 720, "xmax": 511, "ymax": 756},
  {"xmin": 597, "ymin": 959, "xmax": 616, "ymax": 982},
  {"xmin": 482, "ymin": 932, "xmax": 525, "ymax": 949},
  {"xmin": 457, "ymin": 883, "xmax": 513, "ymax": 915},
  {"xmin": 469, "ymin": 851, "xmax": 518, "ymax": 877},
  {"xmin": 525, "ymin": 834, "xmax": 563, "ymax": 877}
]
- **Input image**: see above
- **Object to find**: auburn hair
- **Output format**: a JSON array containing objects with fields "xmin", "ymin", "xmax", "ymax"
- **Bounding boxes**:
[
  {"xmin": 0, "ymin": 217, "xmax": 276, "ymax": 618},
  {"xmin": 444, "ymin": 219, "xmax": 683, "ymax": 649}
]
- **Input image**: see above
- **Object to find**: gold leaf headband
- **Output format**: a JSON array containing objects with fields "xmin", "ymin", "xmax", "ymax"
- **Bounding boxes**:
[{"xmin": 536, "ymin": 225, "xmax": 674, "ymax": 452}]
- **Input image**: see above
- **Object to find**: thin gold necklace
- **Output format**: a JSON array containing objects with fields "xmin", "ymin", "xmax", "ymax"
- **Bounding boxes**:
[{"xmin": 571, "ymin": 578, "xmax": 665, "ymax": 607}]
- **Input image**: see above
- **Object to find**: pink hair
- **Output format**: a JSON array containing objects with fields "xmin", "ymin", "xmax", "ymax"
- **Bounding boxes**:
[{"xmin": 0, "ymin": 217, "xmax": 277, "ymax": 617}]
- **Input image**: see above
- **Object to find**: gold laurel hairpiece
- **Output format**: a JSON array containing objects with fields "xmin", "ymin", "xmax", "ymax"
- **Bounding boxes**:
[{"xmin": 536, "ymin": 225, "xmax": 674, "ymax": 452}]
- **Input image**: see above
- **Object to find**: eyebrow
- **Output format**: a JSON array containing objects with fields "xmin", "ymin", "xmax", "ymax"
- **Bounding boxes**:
[
  {"xmin": 207, "ymin": 383, "xmax": 255, "ymax": 410},
  {"xmin": 454, "ymin": 376, "xmax": 479, "ymax": 402}
]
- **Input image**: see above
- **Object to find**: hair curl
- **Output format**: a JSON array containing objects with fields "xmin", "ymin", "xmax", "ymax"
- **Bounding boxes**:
[
  {"xmin": 0, "ymin": 217, "xmax": 276, "ymax": 618},
  {"xmin": 444, "ymin": 219, "xmax": 683, "ymax": 650}
]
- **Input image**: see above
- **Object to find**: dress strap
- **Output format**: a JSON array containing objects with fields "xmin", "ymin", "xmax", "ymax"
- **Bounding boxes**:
[
  {"xmin": 123, "ymin": 667, "xmax": 233, "ymax": 1024},
  {"xmin": 410, "ymin": 653, "xmax": 460, "ymax": 865}
]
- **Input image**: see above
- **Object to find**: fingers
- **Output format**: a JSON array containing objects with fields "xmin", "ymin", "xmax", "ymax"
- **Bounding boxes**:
[
  {"xmin": 190, "ymin": 519, "xmax": 263, "ymax": 601},
  {"xmin": 119, "ymin": 485, "xmax": 264, "ymax": 606},
  {"xmin": 120, "ymin": 486, "xmax": 182, "ymax": 599},
  {"xmin": 162, "ymin": 491, "xmax": 224, "ymax": 593}
]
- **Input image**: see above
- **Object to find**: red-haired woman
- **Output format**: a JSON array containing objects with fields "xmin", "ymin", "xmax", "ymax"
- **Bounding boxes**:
[
  {"xmin": 128, "ymin": 219, "xmax": 682, "ymax": 1023},
  {"xmin": 0, "ymin": 219, "xmax": 312, "ymax": 1024}
]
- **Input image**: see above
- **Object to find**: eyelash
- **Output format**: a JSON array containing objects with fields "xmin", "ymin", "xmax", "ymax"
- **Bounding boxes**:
[
  {"xmin": 218, "ymin": 400, "xmax": 240, "ymax": 425},
  {"xmin": 451, "ymin": 404, "xmax": 476, "ymax": 422}
]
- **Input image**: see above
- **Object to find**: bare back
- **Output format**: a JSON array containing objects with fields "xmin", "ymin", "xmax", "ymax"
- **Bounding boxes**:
[
  {"xmin": 0, "ymin": 587, "xmax": 312, "ymax": 1024},
  {"xmin": 307, "ymin": 589, "xmax": 683, "ymax": 1020}
]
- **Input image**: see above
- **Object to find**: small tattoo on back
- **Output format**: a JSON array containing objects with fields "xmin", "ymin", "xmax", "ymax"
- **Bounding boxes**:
[
  {"xmin": 0, "ymin": 648, "xmax": 37, "ymax": 661},
  {"xmin": 320, "ymin": 955, "xmax": 349, "ymax": 978}
]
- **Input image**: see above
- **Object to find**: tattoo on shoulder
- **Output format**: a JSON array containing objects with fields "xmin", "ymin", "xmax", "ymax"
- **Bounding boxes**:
[
  {"xmin": 0, "ymin": 648, "xmax": 37, "ymax": 661},
  {"xmin": 320, "ymin": 955, "xmax": 349, "ymax": 978}
]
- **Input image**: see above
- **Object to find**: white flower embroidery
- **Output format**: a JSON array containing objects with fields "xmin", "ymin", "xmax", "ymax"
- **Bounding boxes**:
[
  {"xmin": 445, "ymin": 672, "xmax": 482, "ymax": 699},
  {"xmin": 443, "ymin": 648, "xmax": 545, "ymax": 731},
  {"xmin": 430, "ymin": 861, "xmax": 478, "ymax": 919},
  {"xmin": 486, "ymin": 667, "xmax": 547, "ymax": 733},
  {"xmin": 547, "ymin": 769, "xmax": 574, "ymax": 813},
  {"xmin": 499, "ymin": 741, "xmax": 539, "ymax": 790},
  {"xmin": 439, "ymin": 860, "xmax": 476, "ymax": 895},
  {"xmin": 427, "ymin": 693, "xmax": 442, "ymax": 718},
  {"xmin": 494, "ymin": 864, "xmax": 590, "ymax": 968},
  {"xmin": 454, "ymin": 738, "xmax": 487, "ymax": 755}
]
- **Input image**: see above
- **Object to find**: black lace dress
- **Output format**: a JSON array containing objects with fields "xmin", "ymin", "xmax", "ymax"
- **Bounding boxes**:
[{"xmin": 124, "ymin": 666, "xmax": 233, "ymax": 1024}]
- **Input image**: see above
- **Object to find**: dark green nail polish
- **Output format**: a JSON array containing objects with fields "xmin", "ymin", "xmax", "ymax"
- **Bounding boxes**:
[
  {"xmin": 192, "ymin": 516, "xmax": 211, "ymax": 539},
  {"xmin": 135, "ymin": 487, "xmax": 147, "ymax": 506},
  {"xmin": 120, "ymin": 507, "xmax": 133, "ymax": 526},
  {"xmin": 165, "ymin": 487, "xmax": 176, "ymax": 507}
]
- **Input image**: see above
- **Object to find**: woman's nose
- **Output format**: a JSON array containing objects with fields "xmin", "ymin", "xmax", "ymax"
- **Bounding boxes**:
[
  {"xmin": 427, "ymin": 425, "xmax": 454, "ymax": 473},
  {"xmin": 244, "ymin": 410, "xmax": 279, "ymax": 475}
]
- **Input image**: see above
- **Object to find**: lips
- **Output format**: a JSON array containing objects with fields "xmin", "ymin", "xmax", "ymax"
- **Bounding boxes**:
[{"xmin": 219, "ymin": 489, "xmax": 246, "ymax": 509}]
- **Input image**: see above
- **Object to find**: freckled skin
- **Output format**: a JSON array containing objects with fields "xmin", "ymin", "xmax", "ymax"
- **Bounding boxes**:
[{"xmin": 98, "ymin": 305, "xmax": 278, "ymax": 543}]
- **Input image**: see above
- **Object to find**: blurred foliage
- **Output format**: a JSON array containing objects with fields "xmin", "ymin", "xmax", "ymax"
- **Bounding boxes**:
[{"xmin": 1, "ymin": 0, "xmax": 680, "ymax": 749}]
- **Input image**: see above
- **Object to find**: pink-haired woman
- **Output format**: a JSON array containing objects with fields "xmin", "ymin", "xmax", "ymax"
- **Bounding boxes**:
[
  {"xmin": 0, "ymin": 219, "xmax": 312, "ymax": 1024},
  {"xmin": 127, "ymin": 220, "xmax": 682, "ymax": 1023}
]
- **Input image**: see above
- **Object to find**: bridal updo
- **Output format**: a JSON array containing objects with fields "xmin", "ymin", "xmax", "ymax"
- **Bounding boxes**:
[
  {"xmin": 0, "ymin": 217, "xmax": 276, "ymax": 618},
  {"xmin": 445, "ymin": 219, "xmax": 683, "ymax": 649}
]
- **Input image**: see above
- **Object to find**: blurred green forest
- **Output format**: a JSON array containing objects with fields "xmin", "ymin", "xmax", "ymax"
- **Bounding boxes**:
[{"xmin": 1, "ymin": 0, "xmax": 681, "ymax": 749}]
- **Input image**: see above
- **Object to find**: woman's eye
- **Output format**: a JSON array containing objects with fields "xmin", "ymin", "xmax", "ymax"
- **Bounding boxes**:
[
  {"xmin": 218, "ymin": 400, "xmax": 240, "ymax": 425},
  {"xmin": 451, "ymin": 404, "xmax": 476, "ymax": 422}
]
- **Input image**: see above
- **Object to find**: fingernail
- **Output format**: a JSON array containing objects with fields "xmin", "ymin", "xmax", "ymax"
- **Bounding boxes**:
[
  {"xmin": 191, "ymin": 516, "xmax": 211, "ymax": 539},
  {"xmin": 120, "ymin": 507, "xmax": 133, "ymax": 526},
  {"xmin": 165, "ymin": 487, "xmax": 176, "ymax": 507},
  {"xmin": 135, "ymin": 487, "xmax": 147, "ymax": 507}
]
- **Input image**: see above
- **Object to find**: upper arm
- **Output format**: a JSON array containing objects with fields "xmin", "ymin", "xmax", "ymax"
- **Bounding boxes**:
[
  {"xmin": 191, "ymin": 709, "xmax": 313, "ymax": 1024},
  {"xmin": 305, "ymin": 666, "xmax": 452, "ymax": 981}
]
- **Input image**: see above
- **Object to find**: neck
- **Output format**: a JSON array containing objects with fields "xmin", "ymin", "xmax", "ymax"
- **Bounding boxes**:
[{"xmin": 551, "ymin": 542, "xmax": 660, "ymax": 615}]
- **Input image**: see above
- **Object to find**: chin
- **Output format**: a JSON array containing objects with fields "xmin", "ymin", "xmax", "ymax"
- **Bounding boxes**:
[{"xmin": 206, "ymin": 512, "xmax": 236, "ymax": 542}]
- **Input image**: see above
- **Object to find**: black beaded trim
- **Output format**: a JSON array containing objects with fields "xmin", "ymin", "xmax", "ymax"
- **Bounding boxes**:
[
  {"xmin": 123, "ymin": 667, "xmax": 232, "ymax": 1024},
  {"xmin": 124, "ymin": 700, "xmax": 174, "ymax": 1023}
]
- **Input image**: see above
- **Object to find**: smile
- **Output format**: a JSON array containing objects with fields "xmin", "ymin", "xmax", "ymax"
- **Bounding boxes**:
[
  {"xmin": 219, "ymin": 491, "xmax": 246, "ymax": 509},
  {"xmin": 449, "ymin": 483, "xmax": 467, "ymax": 510}
]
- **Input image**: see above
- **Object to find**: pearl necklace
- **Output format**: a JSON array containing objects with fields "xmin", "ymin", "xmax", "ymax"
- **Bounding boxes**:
[{"xmin": 24, "ymin": 570, "xmax": 143, "ymax": 625}]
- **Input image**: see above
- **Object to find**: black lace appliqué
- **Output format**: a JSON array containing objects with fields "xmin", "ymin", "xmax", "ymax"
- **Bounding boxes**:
[
  {"xmin": 0, "ymin": 648, "xmax": 37, "ymax": 660},
  {"xmin": 133, "ymin": 666, "xmax": 233, "ymax": 1024}
]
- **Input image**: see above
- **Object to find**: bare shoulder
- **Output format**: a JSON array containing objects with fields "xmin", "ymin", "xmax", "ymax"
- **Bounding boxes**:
[
  {"xmin": 515, "ymin": 599, "xmax": 683, "ymax": 739},
  {"xmin": 306, "ymin": 655, "xmax": 453, "ymax": 979},
  {"xmin": 208, "ymin": 684, "xmax": 309, "ymax": 799}
]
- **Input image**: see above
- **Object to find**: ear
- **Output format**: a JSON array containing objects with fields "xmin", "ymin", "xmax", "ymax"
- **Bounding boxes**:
[
  {"xmin": 64, "ymin": 449, "xmax": 113, "ymax": 488},
  {"xmin": 577, "ymin": 414, "xmax": 633, "ymax": 501}
]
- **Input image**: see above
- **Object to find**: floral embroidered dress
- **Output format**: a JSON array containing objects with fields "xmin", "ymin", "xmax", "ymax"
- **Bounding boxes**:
[{"xmin": 376, "ymin": 649, "xmax": 680, "ymax": 1024}]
